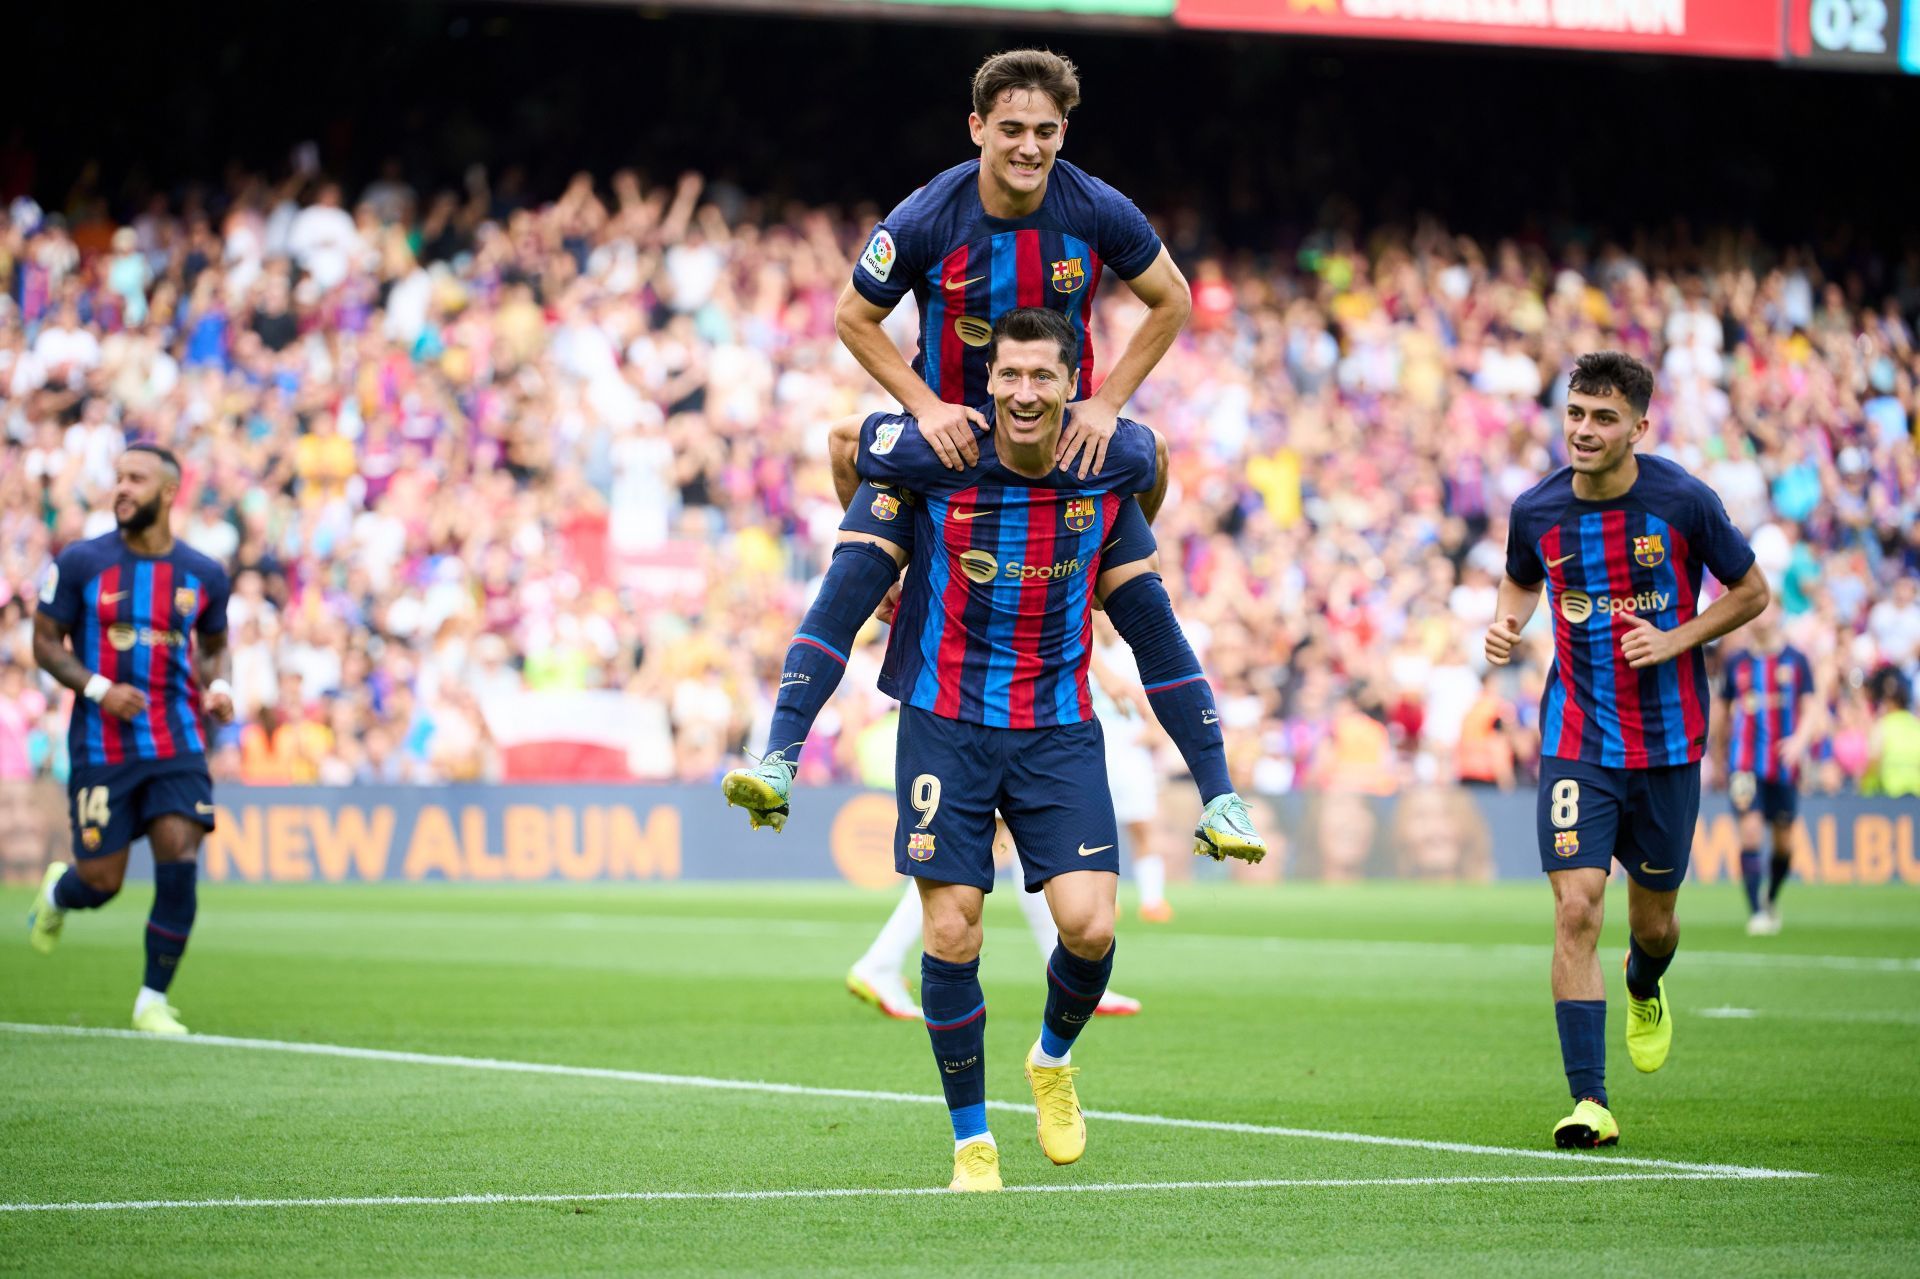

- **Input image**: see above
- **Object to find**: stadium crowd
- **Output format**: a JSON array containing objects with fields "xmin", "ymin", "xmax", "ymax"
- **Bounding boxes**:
[{"xmin": 1, "ymin": 163, "xmax": 1917, "ymax": 803}]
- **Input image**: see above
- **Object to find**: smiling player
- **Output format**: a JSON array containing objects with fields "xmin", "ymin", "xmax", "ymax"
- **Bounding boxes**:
[{"xmin": 1485, "ymin": 352, "xmax": 1768, "ymax": 1149}]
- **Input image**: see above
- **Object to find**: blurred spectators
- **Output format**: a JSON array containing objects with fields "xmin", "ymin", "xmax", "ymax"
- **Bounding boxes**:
[{"xmin": 2, "ymin": 160, "xmax": 1917, "ymax": 798}]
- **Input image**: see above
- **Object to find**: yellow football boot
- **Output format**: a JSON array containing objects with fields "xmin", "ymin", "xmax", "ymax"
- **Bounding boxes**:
[
  {"xmin": 1553, "ymin": 1097, "xmax": 1620, "ymax": 1149},
  {"xmin": 949, "ymin": 1140, "xmax": 1002, "ymax": 1192},
  {"xmin": 133, "ymin": 1001, "xmax": 189, "ymax": 1036},
  {"xmin": 27, "ymin": 862, "xmax": 67, "ymax": 955},
  {"xmin": 1625, "ymin": 971, "xmax": 1673, "ymax": 1073},
  {"xmin": 1025, "ymin": 1041, "xmax": 1087, "ymax": 1165}
]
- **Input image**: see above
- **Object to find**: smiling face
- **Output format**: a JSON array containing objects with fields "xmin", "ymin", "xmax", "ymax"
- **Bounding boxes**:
[
  {"xmin": 989, "ymin": 335, "xmax": 1077, "ymax": 453},
  {"xmin": 1562, "ymin": 386, "xmax": 1647, "ymax": 482},
  {"xmin": 969, "ymin": 88, "xmax": 1066, "ymax": 209}
]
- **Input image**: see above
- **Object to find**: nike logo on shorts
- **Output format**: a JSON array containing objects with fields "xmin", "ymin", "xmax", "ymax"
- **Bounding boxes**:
[
  {"xmin": 1078, "ymin": 843, "xmax": 1114, "ymax": 857},
  {"xmin": 195, "ymin": 802, "xmax": 215, "ymax": 815},
  {"xmin": 1639, "ymin": 863, "xmax": 1674, "ymax": 875}
]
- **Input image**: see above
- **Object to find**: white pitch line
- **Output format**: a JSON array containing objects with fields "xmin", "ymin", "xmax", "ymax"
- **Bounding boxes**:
[
  {"xmin": 0, "ymin": 1023, "xmax": 1815, "ymax": 1180},
  {"xmin": 0, "ymin": 1171, "xmax": 1785, "ymax": 1215}
]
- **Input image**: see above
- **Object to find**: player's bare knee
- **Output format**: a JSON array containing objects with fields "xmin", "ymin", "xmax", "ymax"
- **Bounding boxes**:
[
  {"xmin": 922, "ymin": 909, "xmax": 982, "ymax": 964},
  {"xmin": 1058, "ymin": 916, "xmax": 1114, "ymax": 961},
  {"xmin": 76, "ymin": 860, "xmax": 125, "ymax": 897},
  {"xmin": 1553, "ymin": 893, "xmax": 1603, "ymax": 942}
]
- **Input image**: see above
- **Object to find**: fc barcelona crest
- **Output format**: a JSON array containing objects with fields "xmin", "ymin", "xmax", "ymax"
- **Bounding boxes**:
[
  {"xmin": 82, "ymin": 828, "xmax": 102, "ymax": 850},
  {"xmin": 1633, "ymin": 534, "xmax": 1666, "ymax": 568},
  {"xmin": 175, "ymin": 586, "xmax": 198, "ymax": 617},
  {"xmin": 1050, "ymin": 257, "xmax": 1085, "ymax": 294},
  {"xmin": 1553, "ymin": 831, "xmax": 1580, "ymax": 859},
  {"xmin": 870, "ymin": 492, "xmax": 901, "ymax": 522},
  {"xmin": 1063, "ymin": 498, "xmax": 1096, "ymax": 532},
  {"xmin": 907, "ymin": 832, "xmax": 936, "ymax": 862}
]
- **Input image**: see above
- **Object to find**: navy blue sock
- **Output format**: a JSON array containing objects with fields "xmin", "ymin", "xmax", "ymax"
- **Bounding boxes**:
[
  {"xmin": 765, "ymin": 541, "xmax": 899, "ymax": 765},
  {"xmin": 1767, "ymin": 850, "xmax": 1792, "ymax": 906},
  {"xmin": 1103, "ymin": 573, "xmax": 1232, "ymax": 802},
  {"xmin": 1625, "ymin": 933, "xmax": 1675, "ymax": 1001},
  {"xmin": 143, "ymin": 862, "xmax": 198, "ymax": 993},
  {"xmin": 1040, "ymin": 939, "xmax": 1114, "ymax": 1059},
  {"xmin": 53, "ymin": 867, "xmax": 116, "ymax": 910},
  {"xmin": 1739, "ymin": 850, "xmax": 1764, "ymax": 914},
  {"xmin": 920, "ymin": 953, "xmax": 988, "ymax": 1142},
  {"xmin": 1554, "ymin": 999, "xmax": 1607, "ymax": 1106}
]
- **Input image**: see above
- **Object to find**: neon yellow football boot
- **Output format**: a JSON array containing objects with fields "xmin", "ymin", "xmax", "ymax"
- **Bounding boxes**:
[
  {"xmin": 1025, "ymin": 1041, "xmax": 1087, "ymax": 1165},
  {"xmin": 1625, "ymin": 973, "xmax": 1673, "ymax": 1073},
  {"xmin": 949, "ymin": 1139, "xmax": 1002, "ymax": 1192},
  {"xmin": 721, "ymin": 752, "xmax": 796, "ymax": 832},
  {"xmin": 27, "ymin": 862, "xmax": 67, "ymax": 955},
  {"xmin": 133, "ymin": 1000, "xmax": 189, "ymax": 1036},
  {"xmin": 1553, "ymin": 1097, "xmax": 1619, "ymax": 1148}
]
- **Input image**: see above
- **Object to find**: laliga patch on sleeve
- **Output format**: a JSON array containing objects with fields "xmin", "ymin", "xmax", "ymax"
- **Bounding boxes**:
[
  {"xmin": 39, "ymin": 563, "xmax": 57, "ymax": 605},
  {"xmin": 859, "ymin": 229, "xmax": 896, "ymax": 283},
  {"xmin": 871, "ymin": 420, "xmax": 904, "ymax": 456}
]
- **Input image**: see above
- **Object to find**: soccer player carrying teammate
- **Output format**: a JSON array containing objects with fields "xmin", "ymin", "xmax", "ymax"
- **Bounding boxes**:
[
  {"xmin": 1712, "ymin": 602, "xmax": 1818, "ymax": 936},
  {"xmin": 801, "ymin": 308, "xmax": 1251, "ymax": 1190},
  {"xmin": 728, "ymin": 49, "xmax": 1252, "ymax": 1015},
  {"xmin": 1485, "ymin": 352, "xmax": 1768, "ymax": 1149},
  {"xmin": 27, "ymin": 444, "xmax": 234, "ymax": 1035}
]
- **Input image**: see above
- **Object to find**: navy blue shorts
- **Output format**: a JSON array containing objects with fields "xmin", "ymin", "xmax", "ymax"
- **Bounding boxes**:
[
  {"xmin": 894, "ymin": 705, "xmax": 1120, "ymax": 892},
  {"xmin": 842, "ymin": 485, "xmax": 1157, "ymax": 570},
  {"xmin": 67, "ymin": 757, "xmax": 215, "ymax": 860},
  {"xmin": 1729, "ymin": 771, "xmax": 1799, "ymax": 823},
  {"xmin": 1537, "ymin": 756, "xmax": 1699, "ymax": 890}
]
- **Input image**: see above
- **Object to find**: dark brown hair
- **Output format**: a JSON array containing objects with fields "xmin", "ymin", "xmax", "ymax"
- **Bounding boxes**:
[
  {"xmin": 1568, "ymin": 351, "xmax": 1656, "ymax": 416},
  {"xmin": 972, "ymin": 49, "xmax": 1081, "ymax": 121}
]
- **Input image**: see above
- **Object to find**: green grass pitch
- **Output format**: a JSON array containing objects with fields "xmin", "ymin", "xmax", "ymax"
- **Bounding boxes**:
[{"xmin": 2, "ymin": 878, "xmax": 1917, "ymax": 1276}]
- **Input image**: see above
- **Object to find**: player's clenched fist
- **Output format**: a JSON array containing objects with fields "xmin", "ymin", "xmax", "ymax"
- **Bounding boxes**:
[
  {"xmin": 1484, "ymin": 613, "xmax": 1523, "ymax": 666},
  {"xmin": 916, "ymin": 401, "xmax": 989, "ymax": 471},
  {"xmin": 205, "ymin": 687, "xmax": 236, "ymax": 725},
  {"xmin": 99, "ymin": 684, "xmax": 149, "ymax": 721},
  {"xmin": 1619, "ymin": 610, "xmax": 1681, "ymax": 669}
]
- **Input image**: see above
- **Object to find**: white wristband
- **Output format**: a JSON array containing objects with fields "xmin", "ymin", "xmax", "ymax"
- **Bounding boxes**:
[
  {"xmin": 208, "ymin": 679, "xmax": 233, "ymax": 700},
  {"xmin": 84, "ymin": 674, "xmax": 112, "ymax": 703}
]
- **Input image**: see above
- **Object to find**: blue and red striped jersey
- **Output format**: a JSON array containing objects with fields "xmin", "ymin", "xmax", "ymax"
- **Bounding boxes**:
[
  {"xmin": 1506, "ymin": 455, "xmax": 1756, "ymax": 770},
  {"xmin": 36, "ymin": 532, "xmax": 231, "ymax": 768},
  {"xmin": 850, "ymin": 160, "xmax": 1162, "ymax": 408},
  {"xmin": 858, "ymin": 408, "xmax": 1159, "ymax": 728},
  {"xmin": 1720, "ymin": 646, "xmax": 1815, "ymax": 784}
]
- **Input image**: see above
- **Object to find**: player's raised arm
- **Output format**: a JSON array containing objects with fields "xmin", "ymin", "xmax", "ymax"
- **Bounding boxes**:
[{"xmin": 1058, "ymin": 247, "xmax": 1190, "ymax": 480}]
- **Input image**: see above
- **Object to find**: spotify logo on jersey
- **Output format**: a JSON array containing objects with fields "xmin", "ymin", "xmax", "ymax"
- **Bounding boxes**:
[
  {"xmin": 1560, "ymin": 590, "xmax": 1593, "ymax": 623},
  {"xmin": 958, "ymin": 549, "xmax": 998, "ymax": 584}
]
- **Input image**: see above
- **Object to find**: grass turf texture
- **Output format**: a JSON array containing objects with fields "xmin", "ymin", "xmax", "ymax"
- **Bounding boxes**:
[{"xmin": 1, "ymin": 880, "xmax": 1916, "ymax": 1277}]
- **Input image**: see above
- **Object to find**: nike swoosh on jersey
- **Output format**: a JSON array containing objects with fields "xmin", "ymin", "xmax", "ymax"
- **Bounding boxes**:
[
  {"xmin": 952, "ymin": 509, "xmax": 990, "ymax": 521},
  {"xmin": 1546, "ymin": 553, "xmax": 1578, "ymax": 568},
  {"xmin": 1077, "ymin": 843, "xmax": 1114, "ymax": 857},
  {"xmin": 1638, "ymin": 863, "xmax": 1675, "ymax": 875},
  {"xmin": 944, "ymin": 275, "xmax": 985, "ymax": 290},
  {"xmin": 100, "ymin": 591, "xmax": 129, "ymax": 604}
]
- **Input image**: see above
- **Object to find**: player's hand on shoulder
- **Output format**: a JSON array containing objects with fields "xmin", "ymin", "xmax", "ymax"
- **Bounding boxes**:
[
  {"xmin": 100, "ymin": 684, "xmax": 149, "ymax": 721},
  {"xmin": 917, "ymin": 402, "xmax": 987, "ymax": 471},
  {"xmin": 1484, "ymin": 614, "xmax": 1522, "ymax": 666},
  {"xmin": 1058, "ymin": 399, "xmax": 1118, "ymax": 480},
  {"xmin": 1619, "ymin": 610, "xmax": 1680, "ymax": 669}
]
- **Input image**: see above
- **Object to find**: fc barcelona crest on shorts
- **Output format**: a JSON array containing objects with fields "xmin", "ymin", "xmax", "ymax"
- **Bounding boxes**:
[
  {"xmin": 907, "ymin": 832, "xmax": 936, "ymax": 862},
  {"xmin": 1063, "ymin": 498, "xmax": 1096, "ymax": 533},
  {"xmin": 1553, "ymin": 830, "xmax": 1579, "ymax": 858},
  {"xmin": 82, "ymin": 827, "xmax": 102, "ymax": 850},
  {"xmin": 175, "ymin": 586, "xmax": 197, "ymax": 617},
  {"xmin": 1051, "ymin": 257, "xmax": 1085, "ymax": 294},
  {"xmin": 870, "ymin": 491, "xmax": 901, "ymax": 522},
  {"xmin": 1633, "ymin": 534, "xmax": 1666, "ymax": 568}
]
